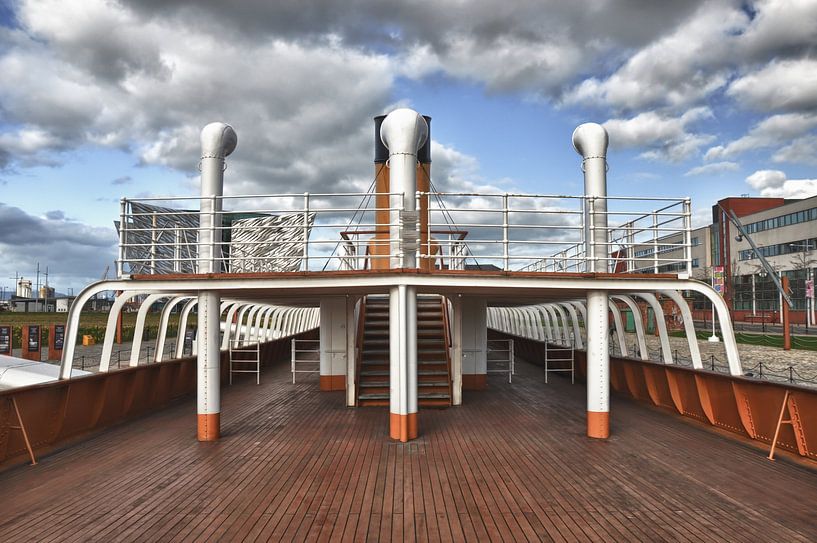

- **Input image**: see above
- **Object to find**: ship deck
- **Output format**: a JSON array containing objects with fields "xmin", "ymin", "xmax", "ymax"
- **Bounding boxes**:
[{"xmin": 1, "ymin": 359, "xmax": 816, "ymax": 542}]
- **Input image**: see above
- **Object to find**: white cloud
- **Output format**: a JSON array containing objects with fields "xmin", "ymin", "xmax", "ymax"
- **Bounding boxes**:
[
  {"xmin": 603, "ymin": 107, "xmax": 714, "ymax": 162},
  {"xmin": 0, "ymin": 202, "xmax": 117, "ymax": 287},
  {"xmin": 746, "ymin": 169, "xmax": 817, "ymax": 199},
  {"xmin": 0, "ymin": 0, "xmax": 396, "ymax": 194},
  {"xmin": 684, "ymin": 161, "xmax": 739, "ymax": 176},
  {"xmin": 705, "ymin": 112, "xmax": 817, "ymax": 160},
  {"xmin": 563, "ymin": 3, "xmax": 746, "ymax": 110},
  {"xmin": 773, "ymin": 134, "xmax": 817, "ymax": 165},
  {"xmin": 727, "ymin": 58, "xmax": 817, "ymax": 111}
]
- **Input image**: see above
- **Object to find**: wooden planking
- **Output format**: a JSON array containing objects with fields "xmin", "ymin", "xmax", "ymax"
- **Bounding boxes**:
[{"xmin": 1, "ymin": 360, "xmax": 817, "ymax": 542}]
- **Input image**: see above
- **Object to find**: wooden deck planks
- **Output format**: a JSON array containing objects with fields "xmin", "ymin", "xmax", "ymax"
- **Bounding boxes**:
[{"xmin": 1, "ymin": 358, "xmax": 816, "ymax": 542}]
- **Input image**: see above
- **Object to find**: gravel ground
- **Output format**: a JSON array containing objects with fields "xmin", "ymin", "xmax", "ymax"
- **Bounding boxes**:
[{"xmin": 615, "ymin": 331, "xmax": 817, "ymax": 387}]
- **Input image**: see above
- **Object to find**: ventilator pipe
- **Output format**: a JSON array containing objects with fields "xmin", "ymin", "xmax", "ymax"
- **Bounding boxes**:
[
  {"xmin": 197, "ymin": 122, "xmax": 236, "ymax": 443},
  {"xmin": 199, "ymin": 122, "xmax": 237, "ymax": 274},
  {"xmin": 380, "ymin": 108, "xmax": 428, "ymax": 269},
  {"xmin": 572, "ymin": 123, "xmax": 609, "ymax": 274}
]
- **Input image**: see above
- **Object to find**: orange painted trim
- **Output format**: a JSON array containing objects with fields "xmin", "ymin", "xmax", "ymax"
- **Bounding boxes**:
[
  {"xmin": 462, "ymin": 374, "xmax": 487, "ymax": 390},
  {"xmin": 389, "ymin": 412, "xmax": 418, "ymax": 442},
  {"xmin": 197, "ymin": 413, "xmax": 220, "ymax": 441},
  {"xmin": 587, "ymin": 411, "xmax": 610, "ymax": 439},
  {"xmin": 319, "ymin": 375, "xmax": 346, "ymax": 391}
]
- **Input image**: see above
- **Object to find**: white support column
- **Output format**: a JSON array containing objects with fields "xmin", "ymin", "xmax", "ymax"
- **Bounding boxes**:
[
  {"xmin": 451, "ymin": 296, "xmax": 463, "ymax": 406},
  {"xmin": 389, "ymin": 285, "xmax": 418, "ymax": 441},
  {"xmin": 381, "ymin": 108, "xmax": 427, "ymax": 442},
  {"xmin": 574, "ymin": 122, "xmax": 611, "ymax": 439},
  {"xmin": 320, "ymin": 296, "xmax": 348, "ymax": 392},
  {"xmin": 197, "ymin": 121, "xmax": 236, "ymax": 442},
  {"xmin": 346, "ymin": 296, "xmax": 358, "ymax": 407},
  {"xmin": 461, "ymin": 297, "xmax": 487, "ymax": 391}
]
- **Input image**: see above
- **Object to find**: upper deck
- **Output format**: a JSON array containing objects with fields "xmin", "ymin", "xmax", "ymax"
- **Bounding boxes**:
[{"xmin": 1, "ymin": 355, "xmax": 815, "ymax": 541}]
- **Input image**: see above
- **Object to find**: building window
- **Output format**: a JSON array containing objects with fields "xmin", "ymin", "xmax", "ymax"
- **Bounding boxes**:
[
  {"xmin": 692, "ymin": 258, "xmax": 699, "ymax": 268},
  {"xmin": 691, "ymin": 237, "xmax": 700, "ymax": 246},
  {"xmin": 744, "ymin": 205, "xmax": 817, "ymax": 234}
]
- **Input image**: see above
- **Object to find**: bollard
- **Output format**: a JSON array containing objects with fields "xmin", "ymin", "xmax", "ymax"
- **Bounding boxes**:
[
  {"xmin": 710, "ymin": 354, "xmax": 715, "ymax": 371},
  {"xmin": 789, "ymin": 366, "xmax": 794, "ymax": 383}
]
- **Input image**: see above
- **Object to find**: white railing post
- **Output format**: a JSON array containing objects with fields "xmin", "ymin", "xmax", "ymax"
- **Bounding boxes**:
[
  {"xmin": 587, "ymin": 198, "xmax": 595, "ymax": 273},
  {"xmin": 291, "ymin": 339, "xmax": 296, "ymax": 384},
  {"xmin": 684, "ymin": 198, "xmax": 692, "ymax": 276},
  {"xmin": 118, "ymin": 198, "xmax": 127, "ymax": 277},
  {"xmin": 503, "ymin": 193, "xmax": 510, "ymax": 271},
  {"xmin": 150, "ymin": 211, "xmax": 158, "ymax": 275},
  {"xmin": 652, "ymin": 210, "xmax": 659, "ymax": 274},
  {"xmin": 509, "ymin": 339, "xmax": 514, "ymax": 383},
  {"xmin": 303, "ymin": 192, "xmax": 310, "ymax": 271}
]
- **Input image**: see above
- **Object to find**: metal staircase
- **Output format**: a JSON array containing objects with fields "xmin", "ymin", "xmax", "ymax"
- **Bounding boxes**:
[{"xmin": 356, "ymin": 295, "xmax": 452, "ymax": 407}]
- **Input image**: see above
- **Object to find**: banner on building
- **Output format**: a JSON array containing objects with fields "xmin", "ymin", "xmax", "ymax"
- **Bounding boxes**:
[
  {"xmin": 713, "ymin": 266, "xmax": 725, "ymax": 296},
  {"xmin": 807, "ymin": 279, "xmax": 814, "ymax": 299}
]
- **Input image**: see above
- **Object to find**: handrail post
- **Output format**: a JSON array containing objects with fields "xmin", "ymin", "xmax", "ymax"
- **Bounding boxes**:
[
  {"xmin": 652, "ymin": 210, "xmax": 659, "ymax": 274},
  {"xmin": 587, "ymin": 198, "xmax": 595, "ymax": 273},
  {"xmin": 118, "ymin": 198, "xmax": 127, "ymax": 277},
  {"xmin": 303, "ymin": 192, "xmax": 310, "ymax": 271},
  {"xmin": 291, "ymin": 339, "xmax": 296, "ymax": 384},
  {"xmin": 503, "ymin": 193, "xmax": 510, "ymax": 271},
  {"xmin": 684, "ymin": 198, "xmax": 692, "ymax": 276}
]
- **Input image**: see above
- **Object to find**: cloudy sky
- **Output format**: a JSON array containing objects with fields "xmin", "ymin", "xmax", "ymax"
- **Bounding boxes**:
[{"xmin": 1, "ymin": 0, "xmax": 817, "ymax": 292}]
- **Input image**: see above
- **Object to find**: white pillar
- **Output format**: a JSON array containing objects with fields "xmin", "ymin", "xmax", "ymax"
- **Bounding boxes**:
[
  {"xmin": 451, "ymin": 296, "xmax": 463, "ymax": 406},
  {"xmin": 197, "ymin": 121, "xmax": 236, "ymax": 442},
  {"xmin": 389, "ymin": 285, "xmax": 417, "ymax": 441},
  {"xmin": 319, "ymin": 296, "xmax": 348, "ymax": 392},
  {"xmin": 461, "ymin": 297, "xmax": 487, "ymax": 390},
  {"xmin": 574, "ymin": 122, "xmax": 611, "ymax": 439},
  {"xmin": 586, "ymin": 291, "xmax": 610, "ymax": 436},
  {"xmin": 346, "ymin": 296, "xmax": 358, "ymax": 407},
  {"xmin": 381, "ymin": 108, "xmax": 427, "ymax": 441}
]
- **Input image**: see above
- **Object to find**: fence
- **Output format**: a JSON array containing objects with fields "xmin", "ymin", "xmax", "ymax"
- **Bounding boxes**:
[
  {"xmin": 116, "ymin": 192, "xmax": 692, "ymax": 275},
  {"xmin": 487, "ymin": 339, "xmax": 515, "ymax": 383},
  {"xmin": 545, "ymin": 341, "xmax": 575, "ymax": 384},
  {"xmin": 291, "ymin": 339, "xmax": 320, "ymax": 384}
]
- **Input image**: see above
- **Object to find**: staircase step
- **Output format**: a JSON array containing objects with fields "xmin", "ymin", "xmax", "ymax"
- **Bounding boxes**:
[
  {"xmin": 359, "ymin": 392, "xmax": 390, "ymax": 400},
  {"xmin": 417, "ymin": 393, "xmax": 451, "ymax": 399}
]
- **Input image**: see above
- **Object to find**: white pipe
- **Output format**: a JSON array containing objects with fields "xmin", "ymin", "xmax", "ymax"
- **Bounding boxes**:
[
  {"xmin": 380, "ymin": 109, "xmax": 428, "ymax": 269},
  {"xmin": 197, "ymin": 121, "xmax": 236, "ymax": 442},
  {"xmin": 574, "ymin": 122, "xmax": 611, "ymax": 439}
]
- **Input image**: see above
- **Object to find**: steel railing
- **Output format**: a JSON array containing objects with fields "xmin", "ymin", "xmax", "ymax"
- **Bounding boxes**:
[
  {"xmin": 115, "ymin": 192, "xmax": 693, "ymax": 276},
  {"xmin": 291, "ymin": 339, "xmax": 320, "ymax": 384},
  {"xmin": 487, "ymin": 339, "xmax": 515, "ymax": 383}
]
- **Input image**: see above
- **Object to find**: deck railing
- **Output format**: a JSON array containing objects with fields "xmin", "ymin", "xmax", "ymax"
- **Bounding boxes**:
[{"xmin": 115, "ymin": 192, "xmax": 692, "ymax": 276}]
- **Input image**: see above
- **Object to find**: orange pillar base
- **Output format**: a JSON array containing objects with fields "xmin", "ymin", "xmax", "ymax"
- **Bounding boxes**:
[
  {"xmin": 389, "ymin": 412, "xmax": 418, "ymax": 442},
  {"xmin": 197, "ymin": 413, "xmax": 221, "ymax": 441},
  {"xmin": 319, "ymin": 375, "xmax": 347, "ymax": 391},
  {"xmin": 587, "ymin": 411, "xmax": 610, "ymax": 439}
]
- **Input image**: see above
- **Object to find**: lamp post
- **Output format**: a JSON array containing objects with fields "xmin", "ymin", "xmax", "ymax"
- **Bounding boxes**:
[{"xmin": 789, "ymin": 242, "xmax": 815, "ymax": 331}]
